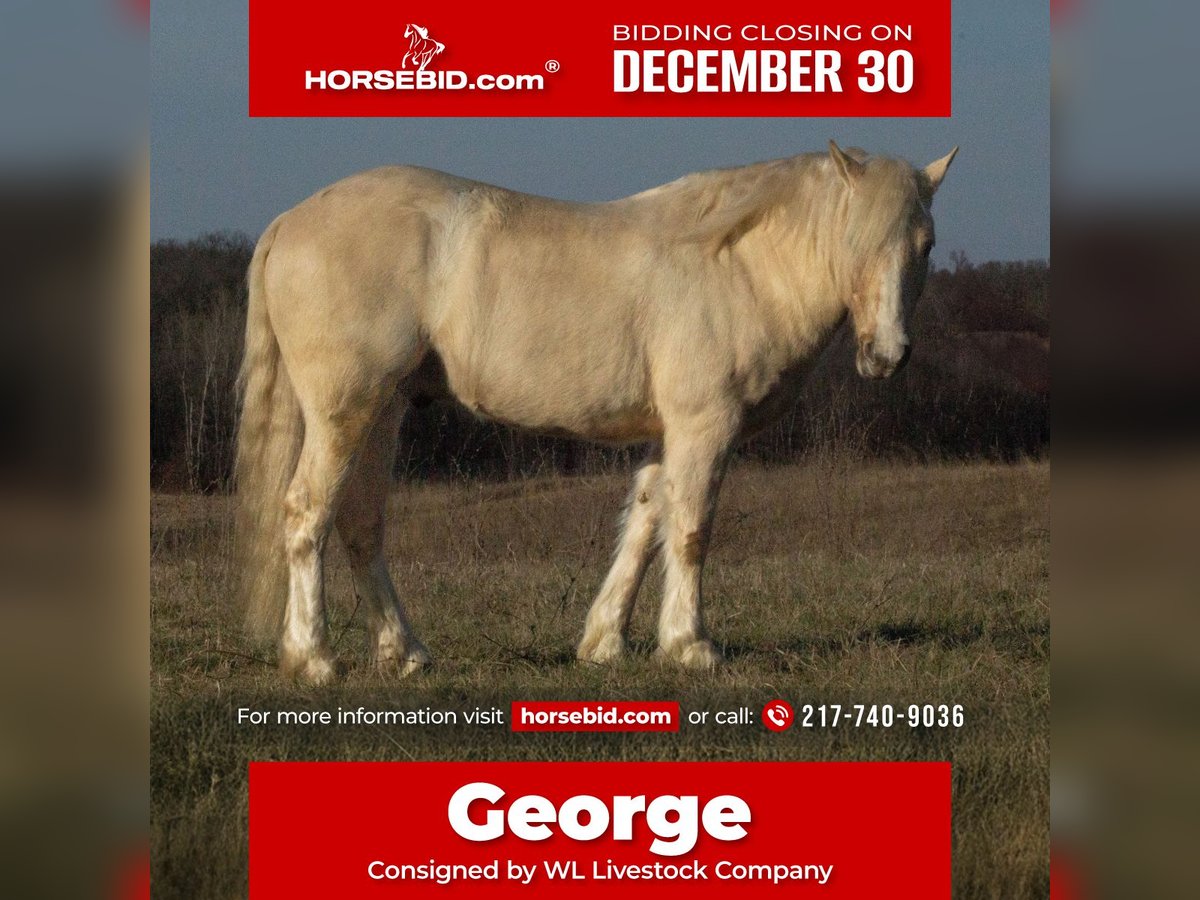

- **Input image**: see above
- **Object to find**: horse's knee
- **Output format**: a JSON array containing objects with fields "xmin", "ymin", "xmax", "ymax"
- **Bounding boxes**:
[
  {"xmin": 284, "ymin": 491, "xmax": 328, "ymax": 560},
  {"xmin": 341, "ymin": 516, "xmax": 383, "ymax": 567},
  {"xmin": 284, "ymin": 495, "xmax": 319, "ymax": 559}
]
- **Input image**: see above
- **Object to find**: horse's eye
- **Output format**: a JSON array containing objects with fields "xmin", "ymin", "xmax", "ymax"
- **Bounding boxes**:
[{"xmin": 919, "ymin": 239, "xmax": 934, "ymax": 258}]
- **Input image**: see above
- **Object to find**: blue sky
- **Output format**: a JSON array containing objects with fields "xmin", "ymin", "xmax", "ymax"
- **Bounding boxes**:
[{"xmin": 151, "ymin": 2, "xmax": 1049, "ymax": 264}]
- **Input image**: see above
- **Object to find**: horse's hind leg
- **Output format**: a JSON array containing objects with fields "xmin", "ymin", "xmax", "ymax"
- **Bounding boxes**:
[
  {"xmin": 577, "ymin": 447, "xmax": 663, "ymax": 663},
  {"xmin": 279, "ymin": 397, "xmax": 389, "ymax": 685},
  {"xmin": 335, "ymin": 396, "xmax": 431, "ymax": 676}
]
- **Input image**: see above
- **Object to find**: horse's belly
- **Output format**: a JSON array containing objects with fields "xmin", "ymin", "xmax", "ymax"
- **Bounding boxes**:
[
  {"xmin": 475, "ymin": 398, "xmax": 663, "ymax": 444},
  {"xmin": 437, "ymin": 345, "xmax": 660, "ymax": 444},
  {"xmin": 429, "ymin": 251, "xmax": 657, "ymax": 441}
]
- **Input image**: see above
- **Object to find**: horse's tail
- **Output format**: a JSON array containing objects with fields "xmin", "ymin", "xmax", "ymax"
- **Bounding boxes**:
[{"xmin": 233, "ymin": 217, "xmax": 303, "ymax": 645}]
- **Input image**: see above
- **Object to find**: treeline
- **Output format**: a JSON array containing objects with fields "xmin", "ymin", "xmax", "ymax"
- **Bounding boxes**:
[{"xmin": 151, "ymin": 234, "xmax": 1048, "ymax": 491}]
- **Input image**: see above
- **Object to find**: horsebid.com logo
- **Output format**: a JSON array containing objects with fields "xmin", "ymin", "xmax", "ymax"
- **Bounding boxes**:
[
  {"xmin": 305, "ymin": 20, "xmax": 547, "ymax": 92},
  {"xmin": 401, "ymin": 23, "xmax": 444, "ymax": 71}
]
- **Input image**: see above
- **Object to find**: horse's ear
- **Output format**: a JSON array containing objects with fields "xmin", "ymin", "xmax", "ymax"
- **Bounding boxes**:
[
  {"xmin": 829, "ymin": 140, "xmax": 864, "ymax": 187},
  {"xmin": 923, "ymin": 146, "xmax": 959, "ymax": 194}
]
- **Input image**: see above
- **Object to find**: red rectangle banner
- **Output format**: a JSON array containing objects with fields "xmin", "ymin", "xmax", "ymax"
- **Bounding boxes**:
[
  {"xmin": 249, "ymin": 1, "xmax": 952, "ymax": 117},
  {"xmin": 249, "ymin": 761, "xmax": 950, "ymax": 898},
  {"xmin": 511, "ymin": 701, "xmax": 679, "ymax": 732}
]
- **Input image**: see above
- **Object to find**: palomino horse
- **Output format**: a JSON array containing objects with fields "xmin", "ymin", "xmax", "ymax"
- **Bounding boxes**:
[
  {"xmin": 234, "ymin": 142, "xmax": 957, "ymax": 684},
  {"xmin": 402, "ymin": 23, "xmax": 445, "ymax": 72}
]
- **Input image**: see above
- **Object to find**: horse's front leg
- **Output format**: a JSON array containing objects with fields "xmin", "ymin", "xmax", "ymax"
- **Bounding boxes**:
[
  {"xmin": 577, "ymin": 447, "xmax": 663, "ymax": 664},
  {"xmin": 655, "ymin": 413, "xmax": 739, "ymax": 668}
]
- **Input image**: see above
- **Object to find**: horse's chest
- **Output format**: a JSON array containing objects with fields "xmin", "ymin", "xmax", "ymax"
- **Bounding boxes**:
[{"xmin": 741, "ymin": 365, "xmax": 810, "ymax": 436}]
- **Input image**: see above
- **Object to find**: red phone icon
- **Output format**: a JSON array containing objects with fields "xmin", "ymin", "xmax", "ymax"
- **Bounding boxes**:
[{"xmin": 762, "ymin": 699, "xmax": 794, "ymax": 732}]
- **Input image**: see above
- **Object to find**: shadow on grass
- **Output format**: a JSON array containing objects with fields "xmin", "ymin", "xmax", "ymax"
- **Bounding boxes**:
[{"xmin": 724, "ymin": 616, "xmax": 1049, "ymax": 663}]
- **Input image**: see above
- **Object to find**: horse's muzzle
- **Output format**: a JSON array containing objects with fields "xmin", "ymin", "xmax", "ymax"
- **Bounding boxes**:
[{"xmin": 856, "ymin": 341, "xmax": 911, "ymax": 380}]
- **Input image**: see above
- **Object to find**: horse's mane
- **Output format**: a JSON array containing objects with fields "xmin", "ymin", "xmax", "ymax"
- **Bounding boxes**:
[
  {"xmin": 627, "ymin": 155, "xmax": 801, "ymax": 208},
  {"xmin": 408, "ymin": 23, "xmax": 428, "ymax": 39},
  {"xmin": 625, "ymin": 156, "xmax": 811, "ymax": 244},
  {"xmin": 625, "ymin": 151, "xmax": 921, "ymax": 256}
]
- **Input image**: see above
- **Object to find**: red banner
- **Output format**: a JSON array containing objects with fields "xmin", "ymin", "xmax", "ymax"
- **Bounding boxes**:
[
  {"xmin": 250, "ymin": 761, "xmax": 950, "ymax": 898},
  {"xmin": 249, "ymin": 1, "xmax": 952, "ymax": 117}
]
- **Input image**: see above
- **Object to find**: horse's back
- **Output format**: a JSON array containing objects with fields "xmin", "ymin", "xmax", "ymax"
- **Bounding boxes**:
[
  {"xmin": 259, "ymin": 164, "xmax": 677, "ymax": 443},
  {"xmin": 286, "ymin": 165, "xmax": 482, "ymax": 221}
]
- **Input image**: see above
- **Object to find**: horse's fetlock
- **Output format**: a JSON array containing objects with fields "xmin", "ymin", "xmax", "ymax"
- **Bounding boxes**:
[
  {"xmin": 577, "ymin": 630, "xmax": 627, "ymax": 664},
  {"xmin": 375, "ymin": 636, "xmax": 432, "ymax": 678},
  {"xmin": 279, "ymin": 644, "xmax": 340, "ymax": 685},
  {"xmin": 658, "ymin": 638, "xmax": 722, "ymax": 670}
]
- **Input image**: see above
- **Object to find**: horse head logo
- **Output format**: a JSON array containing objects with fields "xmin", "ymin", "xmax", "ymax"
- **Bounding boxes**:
[{"xmin": 402, "ymin": 23, "xmax": 446, "ymax": 72}]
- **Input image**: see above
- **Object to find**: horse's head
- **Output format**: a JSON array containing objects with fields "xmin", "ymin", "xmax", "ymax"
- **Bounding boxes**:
[
  {"xmin": 404, "ymin": 24, "xmax": 420, "ymax": 39},
  {"xmin": 829, "ymin": 141, "xmax": 957, "ymax": 380}
]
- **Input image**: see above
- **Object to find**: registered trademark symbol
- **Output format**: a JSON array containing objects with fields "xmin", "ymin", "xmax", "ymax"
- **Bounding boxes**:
[{"xmin": 544, "ymin": 59, "xmax": 560, "ymax": 73}]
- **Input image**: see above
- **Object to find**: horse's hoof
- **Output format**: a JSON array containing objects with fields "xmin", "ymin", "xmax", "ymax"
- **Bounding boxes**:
[
  {"xmin": 376, "ymin": 641, "xmax": 432, "ymax": 678},
  {"xmin": 657, "ymin": 639, "xmax": 722, "ymax": 670},
  {"xmin": 577, "ymin": 632, "xmax": 627, "ymax": 664},
  {"xmin": 281, "ymin": 649, "xmax": 340, "ymax": 686}
]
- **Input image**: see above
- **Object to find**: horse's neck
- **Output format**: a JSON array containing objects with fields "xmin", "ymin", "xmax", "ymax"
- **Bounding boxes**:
[{"xmin": 733, "ymin": 223, "xmax": 850, "ymax": 365}]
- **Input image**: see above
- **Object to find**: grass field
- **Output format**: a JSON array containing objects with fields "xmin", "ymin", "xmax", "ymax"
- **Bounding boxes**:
[{"xmin": 151, "ymin": 457, "xmax": 1049, "ymax": 898}]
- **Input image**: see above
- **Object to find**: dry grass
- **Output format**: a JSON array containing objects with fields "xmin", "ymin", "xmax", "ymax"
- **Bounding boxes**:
[{"xmin": 151, "ymin": 458, "xmax": 1049, "ymax": 899}]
